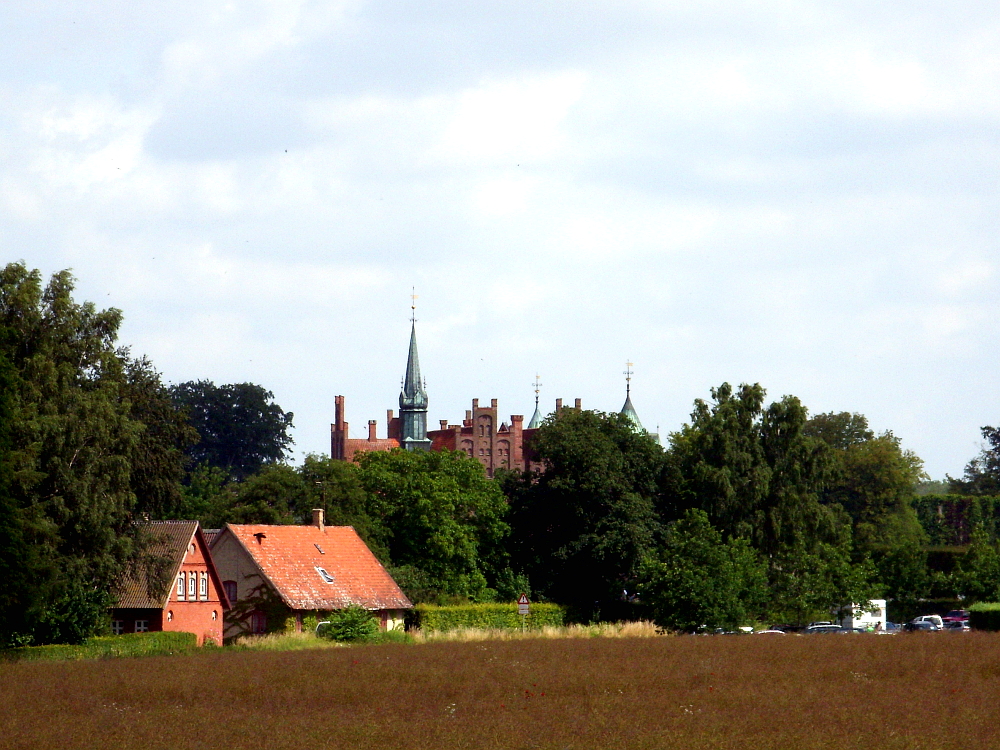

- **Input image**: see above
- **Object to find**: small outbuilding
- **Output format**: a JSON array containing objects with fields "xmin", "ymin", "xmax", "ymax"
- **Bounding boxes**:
[
  {"xmin": 110, "ymin": 520, "xmax": 231, "ymax": 645},
  {"xmin": 210, "ymin": 510, "xmax": 412, "ymax": 639}
]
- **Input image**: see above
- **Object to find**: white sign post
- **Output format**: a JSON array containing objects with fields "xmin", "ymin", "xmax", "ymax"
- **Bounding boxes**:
[{"xmin": 517, "ymin": 593, "xmax": 529, "ymax": 632}]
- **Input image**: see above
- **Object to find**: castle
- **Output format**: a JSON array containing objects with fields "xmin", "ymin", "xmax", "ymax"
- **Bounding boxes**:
[{"xmin": 330, "ymin": 317, "xmax": 655, "ymax": 477}]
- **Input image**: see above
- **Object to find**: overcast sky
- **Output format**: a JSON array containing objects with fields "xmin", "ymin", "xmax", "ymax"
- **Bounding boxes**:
[{"xmin": 3, "ymin": 1, "xmax": 998, "ymax": 478}]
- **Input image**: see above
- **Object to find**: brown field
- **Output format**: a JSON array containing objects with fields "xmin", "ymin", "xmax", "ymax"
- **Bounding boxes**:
[{"xmin": 2, "ymin": 633, "xmax": 998, "ymax": 749}]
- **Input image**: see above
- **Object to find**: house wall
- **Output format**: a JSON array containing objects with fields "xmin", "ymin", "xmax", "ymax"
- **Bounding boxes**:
[
  {"xmin": 165, "ymin": 533, "xmax": 226, "ymax": 645},
  {"xmin": 211, "ymin": 531, "xmax": 275, "ymax": 640}
]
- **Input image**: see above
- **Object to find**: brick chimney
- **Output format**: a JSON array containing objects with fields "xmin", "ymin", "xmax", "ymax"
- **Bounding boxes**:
[
  {"xmin": 575, "ymin": 398, "xmax": 582, "ymax": 409},
  {"xmin": 312, "ymin": 508, "xmax": 325, "ymax": 532},
  {"xmin": 555, "ymin": 398, "xmax": 563, "ymax": 411},
  {"xmin": 368, "ymin": 420, "xmax": 377, "ymax": 441}
]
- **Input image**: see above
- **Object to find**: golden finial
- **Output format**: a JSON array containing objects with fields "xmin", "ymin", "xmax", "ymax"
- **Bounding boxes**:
[
  {"xmin": 410, "ymin": 287, "xmax": 418, "ymax": 323},
  {"xmin": 624, "ymin": 361, "xmax": 634, "ymax": 395},
  {"xmin": 533, "ymin": 374, "xmax": 542, "ymax": 406}
]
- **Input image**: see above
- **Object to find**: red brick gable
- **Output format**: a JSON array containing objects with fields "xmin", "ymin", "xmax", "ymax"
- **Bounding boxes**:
[{"xmin": 221, "ymin": 524, "xmax": 412, "ymax": 611}]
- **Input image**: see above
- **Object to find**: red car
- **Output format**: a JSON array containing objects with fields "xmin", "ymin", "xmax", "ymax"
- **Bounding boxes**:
[{"xmin": 942, "ymin": 610, "xmax": 970, "ymax": 624}]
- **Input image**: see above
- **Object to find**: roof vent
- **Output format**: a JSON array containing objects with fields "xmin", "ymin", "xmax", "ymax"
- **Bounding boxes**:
[{"xmin": 314, "ymin": 543, "xmax": 325, "ymax": 554}]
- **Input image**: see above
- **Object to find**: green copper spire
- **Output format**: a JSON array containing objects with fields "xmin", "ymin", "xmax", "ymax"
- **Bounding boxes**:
[
  {"xmin": 399, "ymin": 291, "xmax": 430, "ymax": 451},
  {"xmin": 527, "ymin": 374, "xmax": 543, "ymax": 429},
  {"xmin": 620, "ymin": 361, "xmax": 645, "ymax": 432}
]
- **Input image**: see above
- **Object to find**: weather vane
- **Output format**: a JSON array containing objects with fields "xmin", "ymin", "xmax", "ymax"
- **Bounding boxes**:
[
  {"xmin": 533, "ymin": 374, "xmax": 542, "ymax": 407},
  {"xmin": 624, "ymin": 361, "xmax": 634, "ymax": 395},
  {"xmin": 410, "ymin": 287, "xmax": 418, "ymax": 323}
]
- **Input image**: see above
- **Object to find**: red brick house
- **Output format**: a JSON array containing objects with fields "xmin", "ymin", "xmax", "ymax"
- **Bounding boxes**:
[
  {"xmin": 210, "ymin": 510, "xmax": 412, "ymax": 639},
  {"xmin": 110, "ymin": 521, "xmax": 231, "ymax": 646}
]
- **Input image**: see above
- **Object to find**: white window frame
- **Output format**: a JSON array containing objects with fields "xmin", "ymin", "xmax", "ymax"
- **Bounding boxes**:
[
  {"xmin": 187, "ymin": 571, "xmax": 196, "ymax": 598},
  {"xmin": 199, "ymin": 572, "xmax": 208, "ymax": 600},
  {"xmin": 111, "ymin": 619, "xmax": 124, "ymax": 635},
  {"xmin": 177, "ymin": 573, "xmax": 185, "ymax": 600}
]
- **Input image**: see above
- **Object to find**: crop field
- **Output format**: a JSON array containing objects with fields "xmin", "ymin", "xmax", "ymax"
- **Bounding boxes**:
[{"xmin": 2, "ymin": 633, "xmax": 998, "ymax": 749}]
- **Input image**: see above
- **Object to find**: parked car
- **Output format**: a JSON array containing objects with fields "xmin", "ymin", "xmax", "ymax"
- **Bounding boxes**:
[
  {"xmin": 804, "ymin": 624, "xmax": 858, "ymax": 635},
  {"xmin": 913, "ymin": 614, "xmax": 944, "ymax": 628},
  {"xmin": 943, "ymin": 610, "xmax": 970, "ymax": 624},
  {"xmin": 904, "ymin": 620, "xmax": 940, "ymax": 632},
  {"xmin": 943, "ymin": 621, "xmax": 970, "ymax": 632}
]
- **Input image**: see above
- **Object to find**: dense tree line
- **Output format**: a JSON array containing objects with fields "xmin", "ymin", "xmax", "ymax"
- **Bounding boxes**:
[{"xmin": 4, "ymin": 262, "xmax": 1000, "ymax": 644}]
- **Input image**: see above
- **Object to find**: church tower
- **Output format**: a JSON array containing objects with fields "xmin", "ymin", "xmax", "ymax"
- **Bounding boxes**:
[{"xmin": 399, "ymin": 294, "xmax": 431, "ymax": 452}]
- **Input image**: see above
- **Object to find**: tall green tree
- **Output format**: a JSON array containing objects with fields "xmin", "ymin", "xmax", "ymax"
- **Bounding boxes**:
[
  {"xmin": 0, "ymin": 263, "xmax": 183, "ymax": 643},
  {"xmin": 170, "ymin": 380, "xmax": 294, "ymax": 481},
  {"xmin": 356, "ymin": 448, "xmax": 509, "ymax": 603},
  {"xmin": 951, "ymin": 426, "xmax": 1000, "ymax": 496},
  {"xmin": 663, "ymin": 384, "xmax": 873, "ymax": 623},
  {"xmin": 502, "ymin": 408, "xmax": 664, "ymax": 620},
  {"xmin": 807, "ymin": 412, "xmax": 926, "ymax": 549},
  {"xmin": 639, "ymin": 509, "xmax": 767, "ymax": 632}
]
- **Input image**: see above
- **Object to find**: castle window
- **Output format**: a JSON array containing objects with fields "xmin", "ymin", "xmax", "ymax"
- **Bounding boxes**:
[{"xmin": 479, "ymin": 448, "xmax": 484, "ymax": 456}]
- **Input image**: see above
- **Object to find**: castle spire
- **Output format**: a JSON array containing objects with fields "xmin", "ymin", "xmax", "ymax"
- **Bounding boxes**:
[
  {"xmin": 528, "ymin": 373, "xmax": 544, "ymax": 429},
  {"xmin": 620, "ymin": 360, "xmax": 645, "ymax": 432},
  {"xmin": 399, "ymin": 290, "xmax": 430, "ymax": 451}
]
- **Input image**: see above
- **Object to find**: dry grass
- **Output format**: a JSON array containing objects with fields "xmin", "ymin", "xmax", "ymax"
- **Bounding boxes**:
[
  {"xmin": 411, "ymin": 619, "xmax": 663, "ymax": 642},
  {"xmin": 2, "ymin": 633, "xmax": 999, "ymax": 749},
  {"xmin": 226, "ymin": 630, "xmax": 346, "ymax": 651}
]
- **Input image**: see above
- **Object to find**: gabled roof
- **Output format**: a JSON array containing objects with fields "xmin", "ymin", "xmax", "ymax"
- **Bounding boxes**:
[
  {"xmin": 114, "ymin": 521, "xmax": 230, "ymax": 611},
  {"xmin": 220, "ymin": 524, "xmax": 412, "ymax": 611}
]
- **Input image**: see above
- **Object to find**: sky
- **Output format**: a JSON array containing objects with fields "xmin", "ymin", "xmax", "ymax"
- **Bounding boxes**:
[{"xmin": 2, "ymin": 1, "xmax": 998, "ymax": 479}]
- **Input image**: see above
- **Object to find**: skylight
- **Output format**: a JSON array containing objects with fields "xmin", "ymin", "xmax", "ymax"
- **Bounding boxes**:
[{"xmin": 315, "ymin": 566, "xmax": 335, "ymax": 584}]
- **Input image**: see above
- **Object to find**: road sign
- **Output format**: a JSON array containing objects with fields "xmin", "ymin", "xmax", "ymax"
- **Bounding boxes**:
[{"xmin": 517, "ymin": 593, "xmax": 529, "ymax": 616}]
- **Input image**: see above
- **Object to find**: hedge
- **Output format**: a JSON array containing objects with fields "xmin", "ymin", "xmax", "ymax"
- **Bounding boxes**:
[
  {"xmin": 969, "ymin": 602, "xmax": 1000, "ymax": 632},
  {"xmin": 408, "ymin": 603, "xmax": 566, "ymax": 632},
  {"xmin": 1, "ymin": 632, "xmax": 199, "ymax": 662}
]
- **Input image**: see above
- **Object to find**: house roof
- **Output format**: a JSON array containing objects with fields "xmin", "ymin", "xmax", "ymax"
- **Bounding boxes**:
[
  {"xmin": 115, "ymin": 521, "xmax": 199, "ymax": 609},
  {"xmin": 221, "ymin": 524, "xmax": 412, "ymax": 611}
]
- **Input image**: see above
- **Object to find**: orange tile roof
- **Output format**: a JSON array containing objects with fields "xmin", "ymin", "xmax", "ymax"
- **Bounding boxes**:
[{"xmin": 224, "ymin": 524, "xmax": 412, "ymax": 611}]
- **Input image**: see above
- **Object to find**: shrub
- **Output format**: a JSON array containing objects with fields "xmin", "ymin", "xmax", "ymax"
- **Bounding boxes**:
[
  {"xmin": 1, "ymin": 632, "xmax": 197, "ymax": 662},
  {"xmin": 408, "ymin": 603, "xmax": 565, "ymax": 632},
  {"xmin": 317, "ymin": 606, "xmax": 380, "ymax": 643},
  {"xmin": 969, "ymin": 602, "xmax": 1000, "ymax": 631}
]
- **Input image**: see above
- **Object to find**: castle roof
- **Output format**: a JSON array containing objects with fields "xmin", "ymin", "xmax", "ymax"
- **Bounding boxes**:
[
  {"xmin": 621, "ymin": 392, "xmax": 645, "ymax": 432},
  {"xmin": 527, "ymin": 403, "xmax": 544, "ymax": 429},
  {"xmin": 399, "ymin": 321, "xmax": 428, "ymax": 410}
]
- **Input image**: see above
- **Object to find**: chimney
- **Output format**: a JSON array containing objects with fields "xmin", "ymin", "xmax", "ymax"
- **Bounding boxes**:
[
  {"xmin": 491, "ymin": 398, "xmax": 498, "ymax": 408},
  {"xmin": 312, "ymin": 508, "xmax": 325, "ymax": 532},
  {"xmin": 556, "ymin": 398, "xmax": 563, "ymax": 411},
  {"xmin": 575, "ymin": 398, "xmax": 582, "ymax": 409},
  {"xmin": 472, "ymin": 398, "xmax": 479, "ymax": 409},
  {"xmin": 465, "ymin": 409, "xmax": 472, "ymax": 422},
  {"xmin": 368, "ymin": 420, "xmax": 377, "ymax": 441},
  {"xmin": 440, "ymin": 419, "xmax": 448, "ymax": 430}
]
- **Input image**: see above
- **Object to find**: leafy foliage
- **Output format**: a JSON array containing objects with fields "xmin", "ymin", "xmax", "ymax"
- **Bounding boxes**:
[
  {"xmin": 170, "ymin": 380, "xmax": 294, "ymax": 481},
  {"xmin": 503, "ymin": 408, "xmax": 664, "ymax": 620},
  {"xmin": 951, "ymin": 426, "xmax": 1000, "ymax": 496},
  {"xmin": 317, "ymin": 605, "xmax": 380, "ymax": 642},
  {"xmin": 639, "ymin": 509, "xmax": 767, "ymax": 632},
  {"xmin": 408, "ymin": 602, "xmax": 566, "ymax": 632},
  {"xmin": 0, "ymin": 263, "xmax": 185, "ymax": 644},
  {"xmin": 356, "ymin": 449, "xmax": 509, "ymax": 603}
]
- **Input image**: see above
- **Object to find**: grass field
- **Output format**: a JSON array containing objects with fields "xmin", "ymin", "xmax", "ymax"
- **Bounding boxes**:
[{"xmin": 1, "ymin": 633, "xmax": 997, "ymax": 749}]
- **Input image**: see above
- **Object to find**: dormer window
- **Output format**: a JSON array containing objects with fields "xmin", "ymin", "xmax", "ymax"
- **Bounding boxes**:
[{"xmin": 315, "ymin": 567, "xmax": 335, "ymax": 584}]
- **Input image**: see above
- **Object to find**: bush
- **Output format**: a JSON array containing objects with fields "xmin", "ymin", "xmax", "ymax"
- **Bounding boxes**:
[
  {"xmin": 969, "ymin": 602, "xmax": 1000, "ymax": 631},
  {"xmin": 407, "ymin": 603, "xmax": 566, "ymax": 632},
  {"xmin": 317, "ymin": 606, "xmax": 380, "ymax": 643},
  {"xmin": 1, "ymin": 632, "xmax": 198, "ymax": 662}
]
